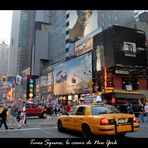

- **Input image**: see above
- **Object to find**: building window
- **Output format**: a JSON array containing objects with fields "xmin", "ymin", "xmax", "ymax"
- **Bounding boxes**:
[
  {"xmin": 66, "ymin": 30, "xmax": 69, "ymax": 35},
  {"xmin": 66, "ymin": 22, "xmax": 69, "ymax": 27},
  {"xmin": 66, "ymin": 13, "xmax": 69, "ymax": 19},
  {"xmin": 65, "ymin": 48, "xmax": 69, "ymax": 53},
  {"xmin": 122, "ymin": 78, "xmax": 138, "ymax": 90}
]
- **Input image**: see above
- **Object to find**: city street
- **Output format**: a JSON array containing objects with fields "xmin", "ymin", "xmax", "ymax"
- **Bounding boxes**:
[{"xmin": 0, "ymin": 115, "xmax": 148, "ymax": 138}]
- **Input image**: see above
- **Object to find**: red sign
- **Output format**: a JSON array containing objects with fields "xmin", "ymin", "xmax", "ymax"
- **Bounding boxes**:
[{"xmin": 111, "ymin": 98, "xmax": 116, "ymax": 104}]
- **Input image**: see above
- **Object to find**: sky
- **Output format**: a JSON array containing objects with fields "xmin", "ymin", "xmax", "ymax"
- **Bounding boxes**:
[{"xmin": 0, "ymin": 10, "xmax": 13, "ymax": 45}]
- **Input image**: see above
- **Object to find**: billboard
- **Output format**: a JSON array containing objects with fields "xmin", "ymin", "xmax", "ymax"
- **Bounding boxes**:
[
  {"xmin": 69, "ymin": 10, "xmax": 98, "ymax": 39},
  {"xmin": 47, "ymin": 72, "xmax": 54, "ymax": 93},
  {"xmin": 75, "ymin": 36, "xmax": 93, "ymax": 56},
  {"xmin": 93, "ymin": 26, "xmax": 147, "ymax": 70},
  {"xmin": 114, "ymin": 27, "xmax": 147, "ymax": 67},
  {"xmin": 54, "ymin": 52, "xmax": 92, "ymax": 95}
]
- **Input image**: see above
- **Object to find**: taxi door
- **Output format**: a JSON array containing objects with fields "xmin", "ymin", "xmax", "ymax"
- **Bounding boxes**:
[{"xmin": 70, "ymin": 106, "xmax": 86, "ymax": 131}]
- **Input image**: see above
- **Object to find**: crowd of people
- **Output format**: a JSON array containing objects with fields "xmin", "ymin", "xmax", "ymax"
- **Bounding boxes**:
[
  {"xmin": 122, "ymin": 101, "xmax": 148, "ymax": 123},
  {"xmin": 0, "ymin": 100, "xmax": 26, "ymax": 131},
  {"xmin": 137, "ymin": 101, "xmax": 148, "ymax": 123}
]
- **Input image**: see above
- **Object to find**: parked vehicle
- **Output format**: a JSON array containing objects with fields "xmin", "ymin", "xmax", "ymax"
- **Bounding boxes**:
[{"xmin": 57, "ymin": 103, "xmax": 139, "ymax": 138}]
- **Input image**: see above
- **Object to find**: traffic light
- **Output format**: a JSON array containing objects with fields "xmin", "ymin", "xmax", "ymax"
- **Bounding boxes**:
[
  {"xmin": 2, "ymin": 74, "xmax": 7, "ymax": 81},
  {"xmin": 27, "ymin": 75, "xmax": 36, "ymax": 101}
]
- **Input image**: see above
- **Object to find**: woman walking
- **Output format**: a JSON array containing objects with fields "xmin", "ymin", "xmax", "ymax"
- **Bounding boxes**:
[{"xmin": 0, "ymin": 104, "xmax": 8, "ymax": 130}]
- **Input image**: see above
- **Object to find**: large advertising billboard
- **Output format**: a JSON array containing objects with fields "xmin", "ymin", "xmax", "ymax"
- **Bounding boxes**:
[
  {"xmin": 93, "ymin": 26, "xmax": 147, "ymax": 70},
  {"xmin": 54, "ymin": 52, "xmax": 92, "ymax": 95},
  {"xmin": 69, "ymin": 10, "xmax": 98, "ymax": 39}
]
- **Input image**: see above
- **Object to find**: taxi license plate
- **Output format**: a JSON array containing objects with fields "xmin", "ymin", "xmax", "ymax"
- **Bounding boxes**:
[{"xmin": 115, "ymin": 118, "xmax": 128, "ymax": 124}]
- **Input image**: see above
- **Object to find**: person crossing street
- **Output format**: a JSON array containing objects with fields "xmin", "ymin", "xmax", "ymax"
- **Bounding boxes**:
[
  {"xmin": 9, "ymin": 102, "xmax": 20, "ymax": 129},
  {"xmin": 0, "ymin": 104, "xmax": 8, "ymax": 130}
]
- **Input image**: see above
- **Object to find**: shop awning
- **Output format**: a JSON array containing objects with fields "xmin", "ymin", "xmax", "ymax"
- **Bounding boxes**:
[{"xmin": 115, "ymin": 93, "xmax": 146, "ymax": 99}]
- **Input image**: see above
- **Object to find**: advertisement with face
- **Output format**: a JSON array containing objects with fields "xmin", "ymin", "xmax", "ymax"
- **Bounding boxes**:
[
  {"xmin": 54, "ymin": 52, "xmax": 92, "ymax": 95},
  {"xmin": 69, "ymin": 10, "xmax": 98, "ymax": 39}
]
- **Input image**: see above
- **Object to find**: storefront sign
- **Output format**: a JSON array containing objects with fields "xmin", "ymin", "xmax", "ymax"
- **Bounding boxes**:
[{"xmin": 115, "ymin": 70, "xmax": 129, "ymax": 75}]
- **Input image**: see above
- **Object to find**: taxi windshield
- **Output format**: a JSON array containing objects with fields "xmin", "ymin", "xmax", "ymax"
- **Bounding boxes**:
[{"xmin": 91, "ymin": 106, "xmax": 121, "ymax": 115}]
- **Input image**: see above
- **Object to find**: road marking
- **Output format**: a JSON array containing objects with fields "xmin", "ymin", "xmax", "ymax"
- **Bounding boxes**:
[
  {"xmin": 39, "ymin": 128, "xmax": 59, "ymax": 137},
  {"xmin": 7, "ymin": 121, "xmax": 57, "ymax": 125},
  {"xmin": 0, "ymin": 127, "xmax": 57, "ymax": 132}
]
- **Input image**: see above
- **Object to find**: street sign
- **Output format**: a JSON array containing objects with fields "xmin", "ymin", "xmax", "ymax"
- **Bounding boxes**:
[{"xmin": 88, "ymin": 80, "xmax": 94, "ymax": 86}]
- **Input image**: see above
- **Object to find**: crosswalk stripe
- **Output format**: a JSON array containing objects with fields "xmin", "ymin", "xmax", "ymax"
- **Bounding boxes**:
[{"xmin": 0, "ymin": 126, "xmax": 57, "ymax": 132}]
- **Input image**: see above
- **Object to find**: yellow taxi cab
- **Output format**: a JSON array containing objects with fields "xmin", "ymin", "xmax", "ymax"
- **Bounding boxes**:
[{"xmin": 57, "ymin": 103, "xmax": 139, "ymax": 138}]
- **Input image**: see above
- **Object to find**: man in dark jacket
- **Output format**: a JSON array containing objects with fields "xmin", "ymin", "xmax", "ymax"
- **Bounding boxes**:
[{"xmin": 0, "ymin": 104, "xmax": 8, "ymax": 130}]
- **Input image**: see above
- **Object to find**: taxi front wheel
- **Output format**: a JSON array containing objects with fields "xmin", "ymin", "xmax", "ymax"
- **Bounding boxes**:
[
  {"xmin": 58, "ymin": 120, "xmax": 64, "ymax": 132},
  {"xmin": 82, "ymin": 124, "xmax": 92, "ymax": 138}
]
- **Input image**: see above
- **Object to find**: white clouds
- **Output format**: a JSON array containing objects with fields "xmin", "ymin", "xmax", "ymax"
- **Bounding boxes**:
[{"xmin": 0, "ymin": 10, "xmax": 12, "ymax": 45}]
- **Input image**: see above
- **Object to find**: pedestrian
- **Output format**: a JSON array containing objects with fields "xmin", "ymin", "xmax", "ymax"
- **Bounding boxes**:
[
  {"xmin": 9, "ymin": 103, "xmax": 20, "ymax": 129},
  {"xmin": 42, "ymin": 103, "xmax": 53, "ymax": 125},
  {"xmin": 138, "ymin": 102, "xmax": 144, "ymax": 123},
  {"xmin": 0, "ymin": 104, "xmax": 8, "ymax": 130},
  {"xmin": 66, "ymin": 101, "xmax": 71, "ymax": 113},
  {"xmin": 56, "ymin": 104, "xmax": 62, "ymax": 116},
  {"xmin": 144, "ymin": 103, "xmax": 148, "ymax": 122},
  {"xmin": 127, "ymin": 103, "xmax": 134, "ymax": 114},
  {"xmin": 19, "ymin": 102, "xmax": 26, "ymax": 127}
]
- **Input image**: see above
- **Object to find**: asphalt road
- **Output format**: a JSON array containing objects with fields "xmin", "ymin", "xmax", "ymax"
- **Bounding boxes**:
[{"xmin": 0, "ymin": 116, "xmax": 148, "ymax": 138}]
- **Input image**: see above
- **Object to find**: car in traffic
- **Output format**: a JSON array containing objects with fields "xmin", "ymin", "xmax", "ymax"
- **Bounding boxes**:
[
  {"xmin": 18, "ymin": 103, "xmax": 47, "ymax": 118},
  {"xmin": 57, "ymin": 103, "xmax": 139, "ymax": 138}
]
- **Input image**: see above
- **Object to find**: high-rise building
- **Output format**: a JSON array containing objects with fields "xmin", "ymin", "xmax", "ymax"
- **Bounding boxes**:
[
  {"xmin": 8, "ymin": 10, "xmax": 35, "ymax": 76},
  {"xmin": 32, "ymin": 10, "xmax": 50, "ymax": 75},
  {"xmin": 0, "ymin": 41, "xmax": 9, "ymax": 99},
  {"xmin": 0, "ymin": 41, "xmax": 9, "ymax": 84},
  {"xmin": 48, "ymin": 10, "xmax": 67, "ymax": 65},
  {"xmin": 97, "ymin": 10, "xmax": 134, "ymax": 30},
  {"xmin": 8, "ymin": 10, "xmax": 21, "ymax": 76},
  {"xmin": 17, "ymin": 11, "xmax": 35, "ymax": 74}
]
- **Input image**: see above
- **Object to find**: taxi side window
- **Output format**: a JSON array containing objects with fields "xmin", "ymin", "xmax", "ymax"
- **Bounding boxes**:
[{"xmin": 75, "ymin": 107, "xmax": 86, "ymax": 115}]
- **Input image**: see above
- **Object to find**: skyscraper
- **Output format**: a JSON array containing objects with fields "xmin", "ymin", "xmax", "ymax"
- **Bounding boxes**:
[
  {"xmin": 8, "ymin": 10, "xmax": 21, "ymax": 76},
  {"xmin": 0, "ymin": 41, "xmax": 9, "ymax": 99},
  {"xmin": 97, "ymin": 10, "xmax": 134, "ymax": 30},
  {"xmin": 8, "ymin": 10, "xmax": 35, "ymax": 76}
]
